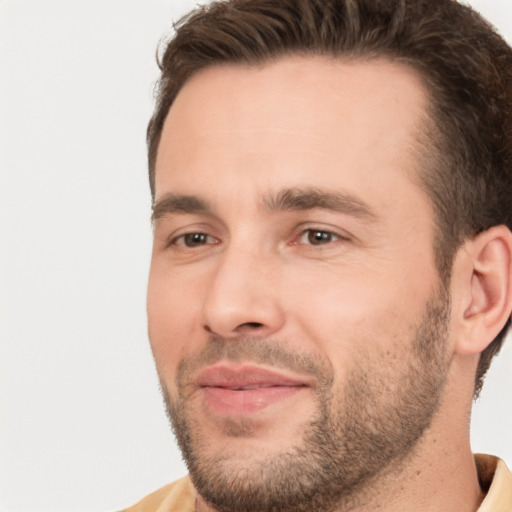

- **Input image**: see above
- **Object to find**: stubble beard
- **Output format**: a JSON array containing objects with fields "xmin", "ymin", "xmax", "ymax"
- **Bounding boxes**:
[{"xmin": 160, "ymin": 284, "xmax": 451, "ymax": 512}]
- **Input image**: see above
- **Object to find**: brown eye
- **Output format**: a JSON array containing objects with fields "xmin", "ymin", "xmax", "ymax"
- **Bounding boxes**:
[
  {"xmin": 300, "ymin": 229, "xmax": 340, "ymax": 245},
  {"xmin": 176, "ymin": 233, "xmax": 213, "ymax": 247}
]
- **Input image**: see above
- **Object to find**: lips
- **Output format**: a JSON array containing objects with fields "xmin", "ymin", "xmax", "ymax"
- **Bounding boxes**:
[{"xmin": 196, "ymin": 364, "xmax": 307, "ymax": 416}]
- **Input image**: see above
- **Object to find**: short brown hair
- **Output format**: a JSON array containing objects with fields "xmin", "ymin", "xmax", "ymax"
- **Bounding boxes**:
[{"xmin": 147, "ymin": 0, "xmax": 512, "ymax": 397}]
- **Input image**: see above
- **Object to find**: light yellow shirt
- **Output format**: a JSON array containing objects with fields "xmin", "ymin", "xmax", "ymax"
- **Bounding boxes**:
[
  {"xmin": 119, "ymin": 454, "xmax": 512, "ymax": 512},
  {"xmin": 476, "ymin": 454, "xmax": 512, "ymax": 512}
]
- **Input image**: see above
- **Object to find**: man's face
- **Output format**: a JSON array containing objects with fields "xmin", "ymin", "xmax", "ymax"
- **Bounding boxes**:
[{"xmin": 147, "ymin": 57, "xmax": 452, "ymax": 512}]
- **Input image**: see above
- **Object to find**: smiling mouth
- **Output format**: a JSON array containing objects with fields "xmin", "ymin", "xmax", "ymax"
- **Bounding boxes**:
[
  {"xmin": 196, "ymin": 364, "xmax": 309, "ymax": 416},
  {"xmin": 218, "ymin": 383, "xmax": 301, "ymax": 390}
]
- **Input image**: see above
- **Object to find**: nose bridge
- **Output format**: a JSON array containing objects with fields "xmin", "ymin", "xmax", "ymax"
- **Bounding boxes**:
[{"xmin": 202, "ymin": 237, "xmax": 284, "ymax": 338}]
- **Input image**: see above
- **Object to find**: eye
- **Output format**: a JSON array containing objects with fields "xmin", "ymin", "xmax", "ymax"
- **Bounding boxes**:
[
  {"xmin": 298, "ymin": 229, "xmax": 341, "ymax": 245},
  {"xmin": 172, "ymin": 232, "xmax": 217, "ymax": 248}
]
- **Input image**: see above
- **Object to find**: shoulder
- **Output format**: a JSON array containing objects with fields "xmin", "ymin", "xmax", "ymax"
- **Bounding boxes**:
[{"xmin": 118, "ymin": 476, "xmax": 195, "ymax": 512}]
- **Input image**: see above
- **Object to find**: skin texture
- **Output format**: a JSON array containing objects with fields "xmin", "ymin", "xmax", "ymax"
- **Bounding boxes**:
[{"xmin": 147, "ymin": 57, "xmax": 499, "ymax": 511}]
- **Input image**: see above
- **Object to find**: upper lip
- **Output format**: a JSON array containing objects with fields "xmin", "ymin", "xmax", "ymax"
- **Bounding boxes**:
[{"xmin": 195, "ymin": 363, "xmax": 309, "ymax": 390}]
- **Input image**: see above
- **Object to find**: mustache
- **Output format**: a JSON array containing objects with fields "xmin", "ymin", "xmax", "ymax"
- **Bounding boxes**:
[{"xmin": 175, "ymin": 335, "xmax": 333, "ymax": 393}]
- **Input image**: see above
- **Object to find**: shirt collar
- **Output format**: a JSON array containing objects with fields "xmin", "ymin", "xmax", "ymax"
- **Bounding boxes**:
[{"xmin": 476, "ymin": 454, "xmax": 512, "ymax": 511}]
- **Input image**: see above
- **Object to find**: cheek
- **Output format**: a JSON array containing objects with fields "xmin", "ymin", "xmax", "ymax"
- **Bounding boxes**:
[
  {"xmin": 286, "ymin": 262, "xmax": 434, "ymax": 367},
  {"xmin": 146, "ymin": 262, "xmax": 205, "ymax": 381}
]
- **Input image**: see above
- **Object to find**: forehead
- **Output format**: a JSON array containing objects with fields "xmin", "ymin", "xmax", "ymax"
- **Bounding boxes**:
[{"xmin": 155, "ymin": 56, "xmax": 430, "ymax": 213}]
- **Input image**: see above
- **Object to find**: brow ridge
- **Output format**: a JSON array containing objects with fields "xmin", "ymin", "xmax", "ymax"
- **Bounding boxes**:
[
  {"xmin": 152, "ymin": 187, "xmax": 377, "ymax": 223},
  {"xmin": 152, "ymin": 193, "xmax": 211, "ymax": 223},
  {"xmin": 263, "ymin": 187, "xmax": 377, "ymax": 220}
]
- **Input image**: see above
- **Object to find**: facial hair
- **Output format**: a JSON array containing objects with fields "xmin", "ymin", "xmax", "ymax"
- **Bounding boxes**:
[{"xmin": 160, "ymin": 283, "xmax": 451, "ymax": 512}]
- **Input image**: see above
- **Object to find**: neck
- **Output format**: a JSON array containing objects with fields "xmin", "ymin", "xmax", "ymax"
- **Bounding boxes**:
[
  {"xmin": 334, "ymin": 422, "xmax": 483, "ymax": 512},
  {"xmin": 334, "ymin": 357, "xmax": 484, "ymax": 512},
  {"xmin": 337, "ymin": 355, "xmax": 484, "ymax": 512}
]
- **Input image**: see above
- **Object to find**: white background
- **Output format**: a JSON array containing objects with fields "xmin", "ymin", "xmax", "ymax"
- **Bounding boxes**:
[{"xmin": 1, "ymin": 1, "xmax": 511, "ymax": 511}]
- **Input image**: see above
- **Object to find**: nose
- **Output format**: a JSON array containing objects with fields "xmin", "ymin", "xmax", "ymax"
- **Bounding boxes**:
[{"xmin": 201, "ymin": 245, "xmax": 285, "ymax": 339}]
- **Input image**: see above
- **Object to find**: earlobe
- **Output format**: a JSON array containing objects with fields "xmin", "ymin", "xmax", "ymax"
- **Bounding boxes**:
[{"xmin": 454, "ymin": 225, "xmax": 512, "ymax": 355}]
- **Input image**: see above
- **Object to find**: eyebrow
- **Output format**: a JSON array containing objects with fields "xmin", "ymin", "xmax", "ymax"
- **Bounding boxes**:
[
  {"xmin": 263, "ymin": 187, "xmax": 377, "ymax": 220},
  {"xmin": 152, "ymin": 187, "xmax": 377, "ymax": 223},
  {"xmin": 152, "ymin": 194, "xmax": 211, "ymax": 223}
]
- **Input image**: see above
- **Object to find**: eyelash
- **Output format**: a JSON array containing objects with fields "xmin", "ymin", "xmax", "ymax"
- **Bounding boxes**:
[
  {"xmin": 168, "ymin": 232, "xmax": 218, "ymax": 248},
  {"xmin": 294, "ymin": 228, "xmax": 343, "ymax": 246}
]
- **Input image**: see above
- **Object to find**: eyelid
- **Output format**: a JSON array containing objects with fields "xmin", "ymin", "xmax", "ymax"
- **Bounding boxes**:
[
  {"xmin": 290, "ymin": 225, "xmax": 352, "ymax": 246},
  {"xmin": 299, "ymin": 230, "xmax": 340, "ymax": 244},
  {"xmin": 166, "ymin": 231, "xmax": 219, "ymax": 248},
  {"xmin": 157, "ymin": 219, "xmax": 221, "ymax": 250}
]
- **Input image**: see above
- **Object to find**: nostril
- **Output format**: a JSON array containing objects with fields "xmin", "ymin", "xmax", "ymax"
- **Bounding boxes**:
[
  {"xmin": 240, "ymin": 322, "xmax": 264, "ymax": 330},
  {"xmin": 203, "ymin": 321, "xmax": 269, "ymax": 338}
]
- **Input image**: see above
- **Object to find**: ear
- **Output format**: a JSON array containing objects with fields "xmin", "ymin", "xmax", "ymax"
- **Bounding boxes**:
[{"xmin": 451, "ymin": 225, "xmax": 512, "ymax": 356}]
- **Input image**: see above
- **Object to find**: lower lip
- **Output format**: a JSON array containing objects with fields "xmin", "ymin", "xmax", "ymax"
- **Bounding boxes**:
[{"xmin": 202, "ymin": 386, "xmax": 304, "ymax": 416}]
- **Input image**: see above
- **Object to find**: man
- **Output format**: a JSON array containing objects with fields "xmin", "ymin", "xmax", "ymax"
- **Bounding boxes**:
[{"xmin": 123, "ymin": 0, "xmax": 512, "ymax": 510}]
